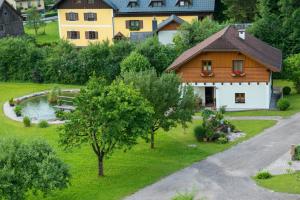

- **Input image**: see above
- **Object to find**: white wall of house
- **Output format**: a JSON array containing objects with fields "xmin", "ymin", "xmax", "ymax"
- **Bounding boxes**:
[
  {"xmin": 158, "ymin": 30, "xmax": 177, "ymax": 45},
  {"xmin": 185, "ymin": 82, "xmax": 271, "ymax": 111},
  {"xmin": 193, "ymin": 86, "xmax": 205, "ymax": 106}
]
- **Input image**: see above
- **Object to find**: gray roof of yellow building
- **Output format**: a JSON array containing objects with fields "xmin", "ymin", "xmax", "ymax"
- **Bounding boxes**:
[
  {"xmin": 110, "ymin": 0, "xmax": 215, "ymax": 14},
  {"xmin": 53, "ymin": 0, "xmax": 215, "ymax": 14}
]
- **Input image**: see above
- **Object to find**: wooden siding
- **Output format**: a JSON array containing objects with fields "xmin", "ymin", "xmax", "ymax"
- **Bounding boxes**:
[
  {"xmin": 160, "ymin": 21, "xmax": 180, "ymax": 31},
  {"xmin": 176, "ymin": 52, "xmax": 270, "ymax": 83},
  {"xmin": 0, "ymin": 2, "xmax": 23, "ymax": 38}
]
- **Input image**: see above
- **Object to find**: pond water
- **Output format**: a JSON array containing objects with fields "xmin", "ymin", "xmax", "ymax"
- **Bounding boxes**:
[{"xmin": 20, "ymin": 95, "xmax": 57, "ymax": 121}]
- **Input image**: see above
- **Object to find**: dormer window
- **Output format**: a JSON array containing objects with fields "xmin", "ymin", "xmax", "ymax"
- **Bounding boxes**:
[
  {"xmin": 176, "ymin": 0, "xmax": 191, "ymax": 6},
  {"xmin": 127, "ymin": 0, "xmax": 138, "ymax": 7},
  {"xmin": 149, "ymin": 0, "xmax": 164, "ymax": 7}
]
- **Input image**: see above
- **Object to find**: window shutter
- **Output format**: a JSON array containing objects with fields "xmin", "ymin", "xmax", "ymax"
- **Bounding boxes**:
[
  {"xmin": 67, "ymin": 31, "xmax": 71, "ymax": 39},
  {"xmin": 94, "ymin": 13, "xmax": 97, "ymax": 21},
  {"xmin": 125, "ymin": 20, "xmax": 130, "ymax": 29},
  {"xmin": 139, "ymin": 20, "xmax": 143, "ymax": 29},
  {"xmin": 77, "ymin": 31, "xmax": 80, "ymax": 39},
  {"xmin": 65, "ymin": 13, "xmax": 69, "ymax": 20},
  {"xmin": 95, "ymin": 31, "xmax": 98, "ymax": 39},
  {"xmin": 75, "ymin": 13, "xmax": 78, "ymax": 21},
  {"xmin": 85, "ymin": 31, "xmax": 89, "ymax": 39},
  {"xmin": 84, "ymin": 13, "xmax": 87, "ymax": 21}
]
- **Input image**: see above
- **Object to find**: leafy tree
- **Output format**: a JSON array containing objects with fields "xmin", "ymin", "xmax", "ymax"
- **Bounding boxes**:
[
  {"xmin": 44, "ymin": 40, "xmax": 79, "ymax": 84},
  {"xmin": 0, "ymin": 37, "xmax": 44, "ymax": 82},
  {"xmin": 59, "ymin": 77, "xmax": 153, "ymax": 176},
  {"xmin": 120, "ymin": 51, "xmax": 151, "ymax": 73},
  {"xmin": 250, "ymin": 0, "xmax": 300, "ymax": 58},
  {"xmin": 214, "ymin": 0, "xmax": 228, "ymax": 22},
  {"xmin": 283, "ymin": 53, "xmax": 300, "ymax": 79},
  {"xmin": 122, "ymin": 69, "xmax": 195, "ymax": 149},
  {"xmin": 26, "ymin": 7, "xmax": 45, "ymax": 35},
  {"xmin": 0, "ymin": 139, "xmax": 70, "ymax": 200},
  {"xmin": 136, "ymin": 36, "xmax": 176, "ymax": 74},
  {"xmin": 173, "ymin": 18, "xmax": 225, "ymax": 53},
  {"xmin": 222, "ymin": 0, "xmax": 257, "ymax": 22}
]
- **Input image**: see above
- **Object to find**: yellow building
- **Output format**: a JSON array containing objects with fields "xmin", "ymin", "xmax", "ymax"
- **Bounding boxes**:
[{"xmin": 54, "ymin": 0, "xmax": 215, "ymax": 46}]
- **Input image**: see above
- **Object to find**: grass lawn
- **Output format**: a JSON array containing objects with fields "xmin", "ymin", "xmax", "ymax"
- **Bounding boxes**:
[
  {"xmin": 196, "ymin": 80, "xmax": 300, "ymax": 117},
  {"xmin": 25, "ymin": 21, "xmax": 59, "ymax": 44},
  {"xmin": 254, "ymin": 172, "xmax": 300, "ymax": 194},
  {"xmin": 0, "ymin": 82, "xmax": 276, "ymax": 200}
]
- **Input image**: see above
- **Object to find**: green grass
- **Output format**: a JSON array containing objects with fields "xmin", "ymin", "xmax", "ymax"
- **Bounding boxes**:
[
  {"xmin": 196, "ymin": 80, "xmax": 300, "ymax": 117},
  {"xmin": 25, "ymin": 21, "xmax": 59, "ymax": 44},
  {"xmin": 0, "ymin": 82, "xmax": 276, "ymax": 200},
  {"xmin": 254, "ymin": 172, "xmax": 300, "ymax": 194}
]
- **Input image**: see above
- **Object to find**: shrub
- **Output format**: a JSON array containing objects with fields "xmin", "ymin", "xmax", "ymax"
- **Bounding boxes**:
[
  {"xmin": 256, "ymin": 171, "xmax": 272, "ymax": 179},
  {"xmin": 277, "ymin": 98, "xmax": 290, "ymax": 111},
  {"xmin": 282, "ymin": 86, "xmax": 292, "ymax": 95},
  {"xmin": 48, "ymin": 86, "xmax": 61, "ymax": 104},
  {"xmin": 14, "ymin": 105, "xmax": 22, "ymax": 117},
  {"xmin": 172, "ymin": 192, "xmax": 194, "ymax": 200},
  {"xmin": 219, "ymin": 105, "xmax": 227, "ymax": 114},
  {"xmin": 38, "ymin": 120, "xmax": 49, "ymax": 128},
  {"xmin": 9, "ymin": 98, "xmax": 15, "ymax": 107},
  {"xmin": 23, "ymin": 116, "xmax": 31, "ymax": 127},
  {"xmin": 55, "ymin": 110, "xmax": 69, "ymax": 120},
  {"xmin": 217, "ymin": 136, "xmax": 229, "ymax": 144},
  {"xmin": 194, "ymin": 125, "xmax": 207, "ymax": 142}
]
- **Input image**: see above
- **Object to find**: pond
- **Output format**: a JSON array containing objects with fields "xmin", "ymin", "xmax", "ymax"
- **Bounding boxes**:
[
  {"xmin": 19, "ymin": 91, "xmax": 78, "ymax": 121},
  {"xmin": 20, "ymin": 95, "xmax": 57, "ymax": 121}
]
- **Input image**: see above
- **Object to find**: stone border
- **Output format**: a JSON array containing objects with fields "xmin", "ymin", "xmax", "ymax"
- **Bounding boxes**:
[{"xmin": 3, "ymin": 89, "xmax": 80, "ymax": 125}]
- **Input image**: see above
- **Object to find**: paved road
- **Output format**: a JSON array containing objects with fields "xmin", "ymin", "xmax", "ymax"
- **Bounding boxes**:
[
  {"xmin": 193, "ymin": 115, "xmax": 283, "ymax": 121},
  {"xmin": 124, "ymin": 113, "xmax": 300, "ymax": 200}
]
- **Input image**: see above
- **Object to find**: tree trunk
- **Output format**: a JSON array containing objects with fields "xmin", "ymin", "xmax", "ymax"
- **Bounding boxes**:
[
  {"xmin": 150, "ymin": 130, "xmax": 155, "ymax": 149},
  {"xmin": 97, "ymin": 153, "xmax": 104, "ymax": 177}
]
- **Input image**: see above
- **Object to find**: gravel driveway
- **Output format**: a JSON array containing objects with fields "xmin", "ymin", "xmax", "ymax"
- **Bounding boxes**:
[{"xmin": 124, "ymin": 113, "xmax": 300, "ymax": 200}]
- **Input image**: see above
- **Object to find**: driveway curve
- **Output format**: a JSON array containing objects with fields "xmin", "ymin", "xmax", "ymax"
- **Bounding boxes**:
[{"xmin": 124, "ymin": 113, "xmax": 300, "ymax": 200}]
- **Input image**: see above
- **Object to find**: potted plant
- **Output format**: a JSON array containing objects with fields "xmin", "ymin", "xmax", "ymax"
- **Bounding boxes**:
[{"xmin": 9, "ymin": 98, "xmax": 15, "ymax": 107}]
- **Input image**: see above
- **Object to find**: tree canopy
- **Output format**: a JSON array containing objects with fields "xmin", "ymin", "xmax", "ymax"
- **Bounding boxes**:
[
  {"xmin": 0, "ymin": 139, "xmax": 70, "ymax": 200},
  {"xmin": 122, "ymin": 69, "xmax": 195, "ymax": 148},
  {"xmin": 173, "ymin": 17, "xmax": 226, "ymax": 53},
  {"xmin": 221, "ymin": 0, "xmax": 257, "ymax": 23},
  {"xmin": 60, "ymin": 76, "xmax": 154, "ymax": 176},
  {"xmin": 120, "ymin": 51, "xmax": 151, "ymax": 73}
]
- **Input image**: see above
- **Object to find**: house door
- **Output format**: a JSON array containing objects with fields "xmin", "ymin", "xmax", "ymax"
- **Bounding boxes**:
[{"xmin": 205, "ymin": 87, "xmax": 214, "ymax": 107}]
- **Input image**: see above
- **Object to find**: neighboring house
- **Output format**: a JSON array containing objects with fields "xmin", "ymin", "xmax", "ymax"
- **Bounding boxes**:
[
  {"xmin": 53, "ymin": 0, "xmax": 215, "ymax": 46},
  {"xmin": 156, "ymin": 14, "xmax": 185, "ymax": 45},
  {"xmin": 0, "ymin": 0, "xmax": 24, "ymax": 38},
  {"xmin": 167, "ymin": 26, "xmax": 282, "ymax": 111},
  {"xmin": 6, "ymin": 0, "xmax": 45, "ymax": 14}
]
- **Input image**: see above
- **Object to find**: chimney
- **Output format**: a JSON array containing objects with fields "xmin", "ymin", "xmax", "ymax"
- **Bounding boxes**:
[
  {"xmin": 152, "ymin": 17, "xmax": 158, "ymax": 31},
  {"xmin": 238, "ymin": 30, "xmax": 245, "ymax": 40}
]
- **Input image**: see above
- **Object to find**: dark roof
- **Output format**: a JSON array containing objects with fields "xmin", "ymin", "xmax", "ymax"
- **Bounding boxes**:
[
  {"xmin": 167, "ymin": 26, "xmax": 282, "ymax": 72},
  {"xmin": 156, "ymin": 14, "xmax": 185, "ymax": 31},
  {"xmin": 54, "ymin": 0, "xmax": 215, "ymax": 13}
]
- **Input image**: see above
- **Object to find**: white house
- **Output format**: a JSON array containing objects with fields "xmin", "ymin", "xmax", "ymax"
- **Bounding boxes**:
[{"xmin": 167, "ymin": 26, "xmax": 282, "ymax": 111}]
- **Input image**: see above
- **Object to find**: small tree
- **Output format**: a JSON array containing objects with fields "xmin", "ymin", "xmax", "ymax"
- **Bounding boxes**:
[
  {"xmin": 26, "ymin": 7, "xmax": 44, "ymax": 35},
  {"xmin": 59, "ymin": 77, "xmax": 153, "ymax": 176},
  {"xmin": 173, "ymin": 17, "xmax": 225, "ymax": 53},
  {"xmin": 0, "ymin": 139, "xmax": 70, "ymax": 200},
  {"xmin": 122, "ymin": 69, "xmax": 195, "ymax": 149},
  {"xmin": 120, "ymin": 51, "xmax": 151, "ymax": 73}
]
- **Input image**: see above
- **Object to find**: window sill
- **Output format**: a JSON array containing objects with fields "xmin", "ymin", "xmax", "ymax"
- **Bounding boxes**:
[
  {"xmin": 231, "ymin": 73, "xmax": 246, "ymax": 77},
  {"xmin": 201, "ymin": 72, "xmax": 214, "ymax": 77}
]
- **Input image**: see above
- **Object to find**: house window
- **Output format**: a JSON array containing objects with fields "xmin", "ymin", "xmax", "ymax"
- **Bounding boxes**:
[
  {"xmin": 178, "ymin": 0, "xmax": 190, "ymax": 6},
  {"xmin": 235, "ymin": 93, "xmax": 245, "ymax": 103},
  {"xmin": 66, "ymin": 12, "xmax": 78, "ymax": 21},
  {"xmin": 67, "ymin": 31, "xmax": 80, "ymax": 39},
  {"xmin": 74, "ymin": 0, "xmax": 81, "ymax": 3},
  {"xmin": 126, "ymin": 20, "xmax": 143, "ymax": 31},
  {"xmin": 84, "ymin": 13, "xmax": 97, "ymax": 21},
  {"xmin": 232, "ymin": 60, "xmax": 244, "ymax": 73},
  {"xmin": 202, "ymin": 60, "xmax": 212, "ymax": 73},
  {"xmin": 149, "ymin": 0, "xmax": 164, "ymax": 7},
  {"xmin": 87, "ymin": 0, "xmax": 94, "ymax": 4},
  {"xmin": 85, "ymin": 31, "xmax": 98, "ymax": 40},
  {"xmin": 0, "ymin": 25, "xmax": 4, "ymax": 32}
]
